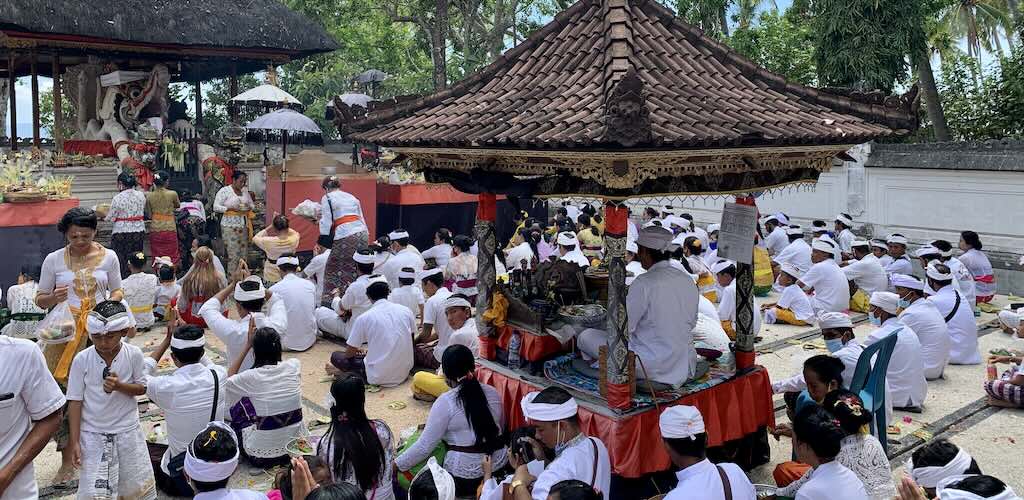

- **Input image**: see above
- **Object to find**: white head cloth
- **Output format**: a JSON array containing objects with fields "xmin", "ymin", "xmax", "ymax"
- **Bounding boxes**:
[
  {"xmin": 908, "ymin": 448, "xmax": 974, "ymax": 488},
  {"xmin": 870, "ymin": 291, "xmax": 901, "ymax": 314},
  {"xmin": 170, "ymin": 335, "xmax": 206, "ymax": 349},
  {"xmin": 998, "ymin": 310, "xmax": 1021, "ymax": 329},
  {"xmin": 276, "ymin": 255, "xmax": 300, "ymax": 266},
  {"xmin": 636, "ymin": 226, "xmax": 676, "ymax": 252},
  {"xmin": 818, "ymin": 312, "xmax": 853, "ymax": 329},
  {"xmin": 521, "ymin": 391, "xmax": 578, "ymax": 421},
  {"xmin": 443, "ymin": 296, "xmax": 472, "ymax": 310},
  {"xmin": 353, "ymin": 251, "xmax": 376, "ymax": 265},
  {"xmin": 233, "ymin": 276, "xmax": 265, "ymax": 301},
  {"xmin": 367, "ymin": 275, "xmax": 388, "ymax": 287},
  {"xmin": 626, "ymin": 241, "xmax": 639, "ymax": 254},
  {"xmin": 835, "ymin": 213, "xmax": 854, "ymax": 227},
  {"xmin": 887, "ymin": 234, "xmax": 909, "ymax": 246},
  {"xmin": 706, "ymin": 223, "xmax": 720, "ymax": 234},
  {"xmin": 916, "ymin": 246, "xmax": 941, "ymax": 259},
  {"xmin": 184, "ymin": 421, "xmax": 239, "ymax": 483},
  {"xmin": 779, "ymin": 262, "xmax": 802, "ymax": 279},
  {"xmin": 419, "ymin": 267, "xmax": 444, "ymax": 280},
  {"xmin": 557, "ymin": 232, "xmax": 578, "ymax": 246},
  {"xmin": 659, "ymin": 405, "xmax": 706, "ymax": 440},
  {"xmin": 773, "ymin": 212, "xmax": 790, "ymax": 226},
  {"xmin": 786, "ymin": 226, "xmax": 804, "ymax": 236},
  {"xmin": 86, "ymin": 310, "xmax": 133, "ymax": 335},
  {"xmin": 711, "ymin": 260, "xmax": 735, "ymax": 275},
  {"xmin": 926, "ymin": 262, "xmax": 953, "ymax": 281},
  {"xmin": 870, "ymin": 240, "xmax": 888, "ymax": 250},
  {"xmin": 410, "ymin": 456, "xmax": 456, "ymax": 500},
  {"xmin": 812, "ymin": 225, "xmax": 828, "ymax": 234},
  {"xmin": 644, "ymin": 219, "xmax": 663, "ymax": 229},
  {"xmin": 664, "ymin": 215, "xmax": 688, "ymax": 229},
  {"xmin": 851, "ymin": 240, "xmax": 870, "ymax": 249},
  {"xmin": 811, "ymin": 238, "xmax": 836, "ymax": 253},
  {"xmin": 932, "ymin": 242, "xmax": 954, "ymax": 258},
  {"xmin": 763, "ymin": 215, "xmax": 780, "ymax": 226},
  {"xmin": 389, "ymin": 230, "xmax": 410, "ymax": 240},
  {"xmin": 937, "ymin": 475, "xmax": 1019, "ymax": 500},
  {"xmin": 398, "ymin": 268, "xmax": 417, "ymax": 279},
  {"xmin": 153, "ymin": 256, "xmax": 174, "ymax": 269},
  {"xmin": 891, "ymin": 274, "xmax": 925, "ymax": 291}
]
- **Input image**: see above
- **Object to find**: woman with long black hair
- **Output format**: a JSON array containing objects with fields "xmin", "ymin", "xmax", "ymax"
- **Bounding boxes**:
[
  {"xmin": 317, "ymin": 373, "xmax": 394, "ymax": 500},
  {"xmin": 396, "ymin": 344, "xmax": 507, "ymax": 496}
]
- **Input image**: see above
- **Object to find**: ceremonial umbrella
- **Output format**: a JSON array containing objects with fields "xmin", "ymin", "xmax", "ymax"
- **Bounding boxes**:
[
  {"xmin": 246, "ymin": 108, "xmax": 322, "ymax": 212},
  {"xmin": 231, "ymin": 84, "xmax": 302, "ymax": 106},
  {"xmin": 337, "ymin": 93, "xmax": 374, "ymax": 108}
]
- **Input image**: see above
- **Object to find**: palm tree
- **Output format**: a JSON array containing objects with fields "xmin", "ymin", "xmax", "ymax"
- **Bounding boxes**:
[
  {"xmin": 735, "ymin": 0, "xmax": 778, "ymax": 29},
  {"xmin": 937, "ymin": 0, "xmax": 1012, "ymax": 65}
]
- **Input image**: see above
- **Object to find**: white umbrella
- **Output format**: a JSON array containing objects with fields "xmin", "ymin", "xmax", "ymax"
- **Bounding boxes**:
[
  {"xmin": 246, "ymin": 108, "xmax": 322, "ymax": 212},
  {"xmin": 231, "ymin": 84, "xmax": 302, "ymax": 105},
  {"xmin": 337, "ymin": 92, "xmax": 374, "ymax": 108}
]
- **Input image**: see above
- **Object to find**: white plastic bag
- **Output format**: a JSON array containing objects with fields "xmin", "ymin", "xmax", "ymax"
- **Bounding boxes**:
[
  {"xmin": 291, "ymin": 199, "xmax": 321, "ymax": 221},
  {"xmin": 34, "ymin": 301, "xmax": 77, "ymax": 345}
]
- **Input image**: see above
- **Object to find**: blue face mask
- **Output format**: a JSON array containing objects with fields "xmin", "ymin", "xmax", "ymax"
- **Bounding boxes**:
[
  {"xmin": 825, "ymin": 338, "xmax": 844, "ymax": 353},
  {"xmin": 869, "ymin": 313, "xmax": 882, "ymax": 326},
  {"xmin": 897, "ymin": 294, "xmax": 912, "ymax": 309}
]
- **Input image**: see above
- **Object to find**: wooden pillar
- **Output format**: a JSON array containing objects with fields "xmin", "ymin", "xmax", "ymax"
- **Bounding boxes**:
[
  {"xmin": 194, "ymin": 81, "xmax": 203, "ymax": 127},
  {"xmin": 734, "ymin": 196, "xmax": 758, "ymax": 370},
  {"xmin": 30, "ymin": 54, "xmax": 40, "ymax": 148},
  {"xmin": 603, "ymin": 201, "xmax": 632, "ymax": 409},
  {"xmin": 52, "ymin": 55, "xmax": 63, "ymax": 150},
  {"xmin": 475, "ymin": 193, "xmax": 498, "ymax": 358},
  {"xmin": 8, "ymin": 55, "xmax": 17, "ymax": 150},
  {"xmin": 228, "ymin": 63, "xmax": 238, "ymax": 122}
]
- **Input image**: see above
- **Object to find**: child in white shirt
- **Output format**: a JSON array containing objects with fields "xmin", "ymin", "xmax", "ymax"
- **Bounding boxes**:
[
  {"xmin": 154, "ymin": 265, "xmax": 181, "ymax": 321},
  {"xmin": 764, "ymin": 263, "xmax": 815, "ymax": 326},
  {"xmin": 121, "ymin": 252, "xmax": 159, "ymax": 329},
  {"xmin": 388, "ymin": 267, "xmax": 425, "ymax": 319},
  {"xmin": 66, "ymin": 300, "xmax": 155, "ymax": 499}
]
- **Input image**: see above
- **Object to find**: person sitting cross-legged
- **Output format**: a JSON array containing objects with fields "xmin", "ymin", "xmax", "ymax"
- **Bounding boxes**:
[
  {"xmin": 412, "ymin": 294, "xmax": 479, "ymax": 400},
  {"xmin": 762, "ymin": 263, "xmax": 814, "ymax": 327}
]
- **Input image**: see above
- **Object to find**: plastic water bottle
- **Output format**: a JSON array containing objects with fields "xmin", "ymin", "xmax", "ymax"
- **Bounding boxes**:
[{"xmin": 508, "ymin": 330, "xmax": 522, "ymax": 369}]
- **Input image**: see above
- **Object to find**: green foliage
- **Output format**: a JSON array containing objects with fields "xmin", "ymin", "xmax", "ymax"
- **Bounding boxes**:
[
  {"xmin": 937, "ymin": 47, "xmax": 1024, "ymax": 140},
  {"xmin": 809, "ymin": 0, "xmax": 926, "ymax": 93},
  {"xmin": 674, "ymin": 0, "xmax": 731, "ymax": 37},
  {"xmin": 726, "ymin": 10, "xmax": 817, "ymax": 86},
  {"xmin": 39, "ymin": 87, "xmax": 75, "ymax": 138}
]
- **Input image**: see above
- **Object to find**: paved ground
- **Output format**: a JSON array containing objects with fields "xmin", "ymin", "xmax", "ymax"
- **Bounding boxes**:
[{"xmin": 32, "ymin": 294, "xmax": 1024, "ymax": 498}]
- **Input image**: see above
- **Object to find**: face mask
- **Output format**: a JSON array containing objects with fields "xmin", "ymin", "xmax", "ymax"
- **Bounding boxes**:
[
  {"xmin": 869, "ymin": 313, "xmax": 882, "ymax": 326},
  {"xmin": 897, "ymin": 293, "xmax": 912, "ymax": 309},
  {"xmin": 825, "ymin": 338, "xmax": 844, "ymax": 353}
]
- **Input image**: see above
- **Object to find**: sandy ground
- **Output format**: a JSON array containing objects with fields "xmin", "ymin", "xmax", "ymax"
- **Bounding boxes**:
[{"xmin": 29, "ymin": 295, "xmax": 1024, "ymax": 498}]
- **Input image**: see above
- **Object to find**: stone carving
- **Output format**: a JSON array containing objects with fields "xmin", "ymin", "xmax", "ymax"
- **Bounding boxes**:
[{"xmin": 603, "ymin": 69, "xmax": 651, "ymax": 148}]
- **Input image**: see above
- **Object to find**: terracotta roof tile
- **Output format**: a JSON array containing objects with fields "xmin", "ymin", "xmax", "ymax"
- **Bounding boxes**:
[{"xmin": 351, "ymin": 0, "xmax": 917, "ymax": 148}]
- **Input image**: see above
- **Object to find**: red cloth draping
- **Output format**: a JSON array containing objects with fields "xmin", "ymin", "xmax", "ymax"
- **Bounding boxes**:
[
  {"xmin": 0, "ymin": 198, "xmax": 80, "ymax": 228},
  {"xmin": 63, "ymin": 140, "xmax": 116, "ymax": 157},
  {"xmin": 604, "ymin": 203, "xmax": 628, "ymax": 237},
  {"xmin": 477, "ymin": 193, "xmax": 497, "ymax": 221},
  {"xmin": 495, "ymin": 325, "xmax": 566, "ymax": 362},
  {"xmin": 476, "ymin": 364, "xmax": 776, "ymax": 478}
]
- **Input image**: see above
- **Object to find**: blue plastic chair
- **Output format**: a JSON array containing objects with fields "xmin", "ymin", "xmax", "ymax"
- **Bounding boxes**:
[{"xmin": 848, "ymin": 328, "xmax": 900, "ymax": 454}]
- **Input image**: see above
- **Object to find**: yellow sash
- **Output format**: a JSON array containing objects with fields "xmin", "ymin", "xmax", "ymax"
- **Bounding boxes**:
[
  {"xmin": 52, "ymin": 299, "xmax": 94, "ymax": 385},
  {"xmin": 130, "ymin": 304, "xmax": 154, "ymax": 313},
  {"xmin": 225, "ymin": 209, "xmax": 255, "ymax": 240}
]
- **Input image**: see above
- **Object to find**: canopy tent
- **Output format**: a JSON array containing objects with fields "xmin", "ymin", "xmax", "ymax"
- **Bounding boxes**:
[{"xmin": 343, "ymin": 0, "xmax": 918, "ymax": 410}]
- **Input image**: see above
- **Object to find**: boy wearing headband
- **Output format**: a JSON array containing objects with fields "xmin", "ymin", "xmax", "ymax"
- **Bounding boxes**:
[
  {"xmin": 415, "ymin": 267, "xmax": 454, "ymax": 370},
  {"xmin": 200, "ymin": 274, "xmax": 287, "ymax": 372},
  {"xmin": 66, "ymin": 300, "xmax": 155, "ymax": 499},
  {"xmin": 834, "ymin": 213, "xmax": 856, "ymax": 259},
  {"xmin": 797, "ymin": 238, "xmax": 850, "ymax": 314},
  {"xmin": 659, "ymin": 405, "xmax": 755, "ymax": 499},
  {"xmin": 144, "ymin": 313, "xmax": 226, "ymax": 496},
  {"xmin": 510, "ymin": 387, "xmax": 610, "ymax": 500},
  {"xmin": 269, "ymin": 253, "xmax": 317, "ymax": 352},
  {"xmin": 389, "ymin": 266, "xmax": 426, "ymax": 318},
  {"xmin": 379, "ymin": 229, "xmax": 425, "ymax": 290},
  {"xmin": 907, "ymin": 440, "xmax": 982, "ymax": 498},
  {"xmin": 884, "ymin": 234, "xmax": 913, "ymax": 277},
  {"xmin": 185, "ymin": 421, "xmax": 266, "ymax": 499},
  {"xmin": 842, "ymin": 240, "xmax": 888, "ymax": 313}
]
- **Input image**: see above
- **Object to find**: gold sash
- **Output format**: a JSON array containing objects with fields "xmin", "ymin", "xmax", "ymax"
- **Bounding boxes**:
[{"xmin": 225, "ymin": 209, "xmax": 255, "ymax": 240}]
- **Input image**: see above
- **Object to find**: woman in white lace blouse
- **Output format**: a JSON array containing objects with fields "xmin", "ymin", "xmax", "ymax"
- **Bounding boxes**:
[{"xmin": 779, "ymin": 389, "xmax": 896, "ymax": 500}]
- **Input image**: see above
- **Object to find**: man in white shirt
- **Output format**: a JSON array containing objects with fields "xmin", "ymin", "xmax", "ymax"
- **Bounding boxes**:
[
  {"xmin": 389, "ymin": 267, "xmax": 425, "ymax": 318},
  {"xmin": 871, "ymin": 240, "xmax": 893, "ymax": 268},
  {"xmin": 509, "ymin": 388, "xmax": 611, "ymax": 500},
  {"xmin": 379, "ymin": 229, "xmax": 425, "ymax": 290},
  {"xmin": 763, "ymin": 263, "xmax": 814, "ymax": 326},
  {"xmin": 412, "ymin": 294, "xmax": 480, "ymax": 399},
  {"xmin": 773, "ymin": 312, "xmax": 868, "ymax": 393},
  {"xmin": 797, "ymin": 238, "xmax": 850, "ymax": 314},
  {"xmin": 269, "ymin": 254, "xmax": 317, "ymax": 352},
  {"xmin": 834, "ymin": 213, "xmax": 856, "ymax": 259},
  {"xmin": 0, "ymin": 336, "xmax": 65, "ymax": 500},
  {"xmin": 625, "ymin": 240, "xmax": 646, "ymax": 285},
  {"xmin": 864, "ymin": 292, "xmax": 927, "ymax": 410},
  {"xmin": 716, "ymin": 261, "xmax": 763, "ymax": 338},
  {"xmin": 930, "ymin": 239, "xmax": 977, "ymax": 306},
  {"xmin": 925, "ymin": 262, "xmax": 980, "ymax": 365},
  {"xmin": 843, "ymin": 240, "xmax": 888, "ymax": 314},
  {"xmin": 884, "ymin": 234, "xmax": 914, "ymax": 278},
  {"xmin": 315, "ymin": 250, "xmax": 377, "ymax": 340},
  {"xmin": 414, "ymin": 268, "xmax": 454, "ymax": 370},
  {"xmin": 200, "ymin": 275, "xmax": 287, "ymax": 372},
  {"xmin": 143, "ymin": 320, "xmax": 226, "ymax": 497},
  {"xmin": 763, "ymin": 215, "xmax": 790, "ymax": 256},
  {"xmin": 772, "ymin": 226, "xmax": 812, "ymax": 275},
  {"xmin": 556, "ymin": 232, "xmax": 591, "ymax": 268},
  {"xmin": 328, "ymin": 276, "xmax": 415, "ymax": 387},
  {"xmin": 302, "ymin": 245, "xmax": 331, "ymax": 305},
  {"xmin": 578, "ymin": 226, "xmax": 699, "ymax": 387},
  {"xmin": 659, "ymin": 405, "xmax": 756, "ymax": 500},
  {"xmin": 892, "ymin": 274, "xmax": 951, "ymax": 380}
]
